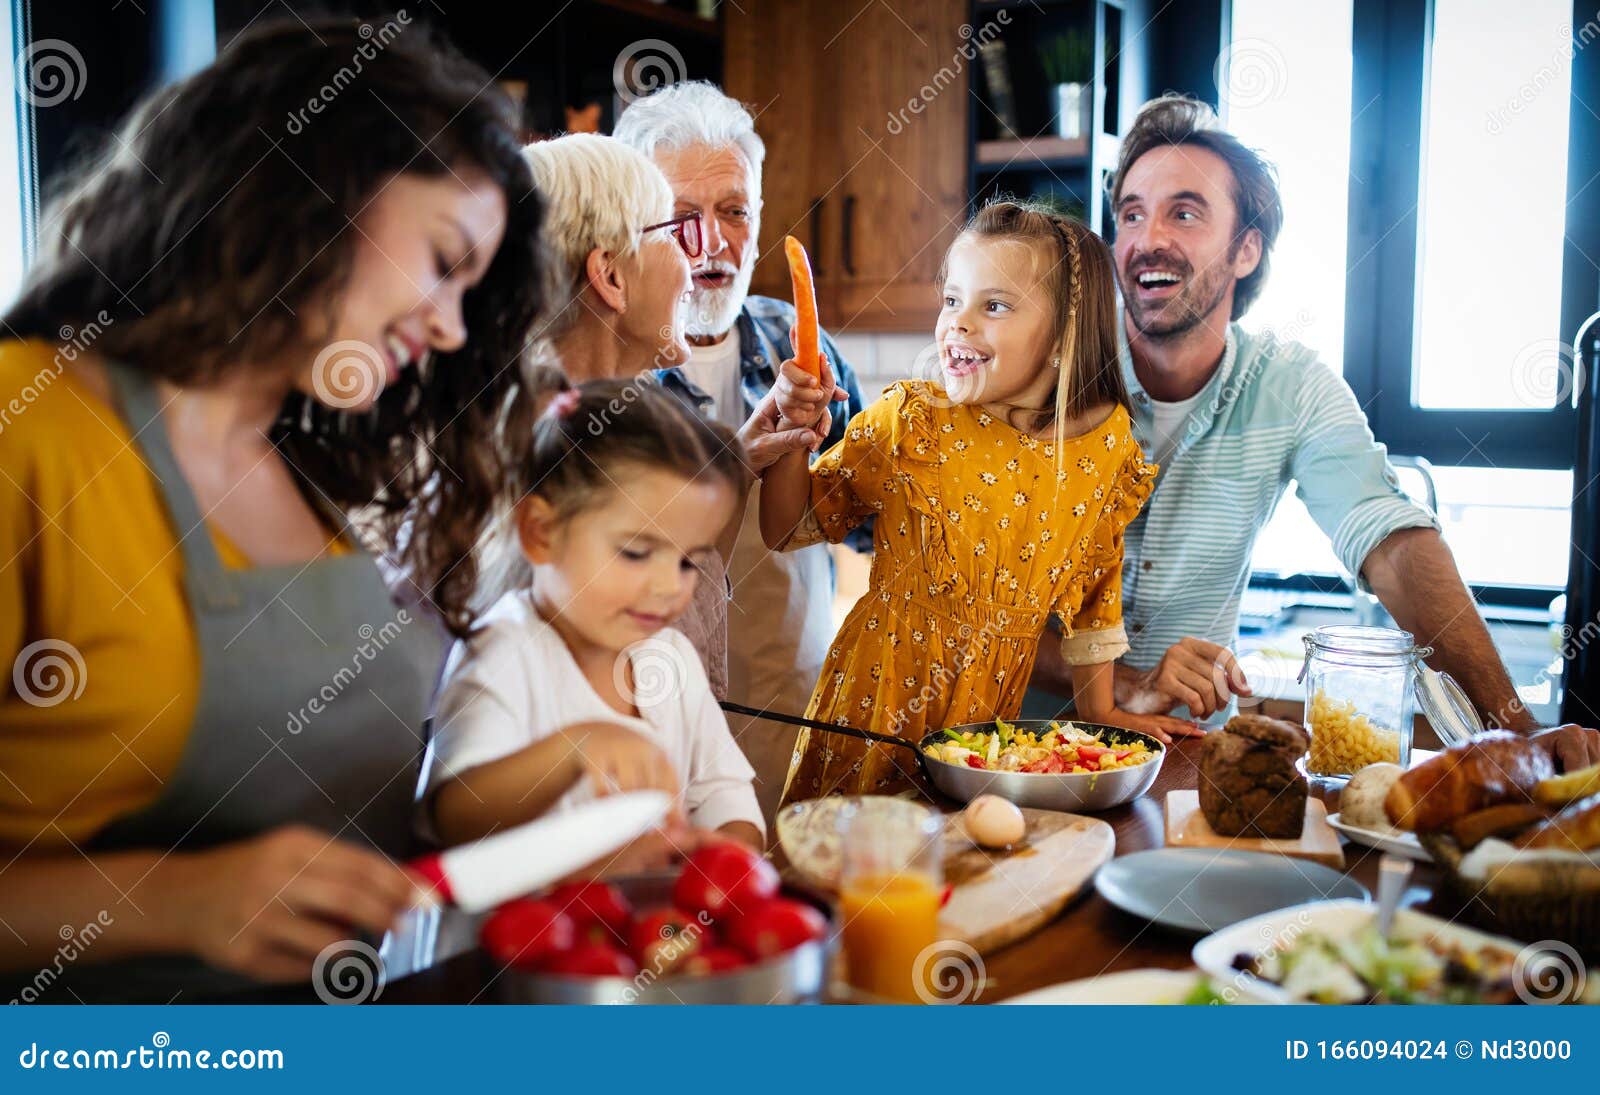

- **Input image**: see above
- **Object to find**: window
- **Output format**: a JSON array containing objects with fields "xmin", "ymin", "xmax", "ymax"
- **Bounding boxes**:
[
  {"xmin": 1414, "ymin": 0, "xmax": 1573, "ymax": 410},
  {"xmin": 1, "ymin": 0, "xmax": 32, "ymax": 307},
  {"xmin": 1223, "ymin": 0, "xmax": 1354, "ymax": 373},
  {"xmin": 1230, "ymin": 0, "xmax": 1588, "ymax": 596}
]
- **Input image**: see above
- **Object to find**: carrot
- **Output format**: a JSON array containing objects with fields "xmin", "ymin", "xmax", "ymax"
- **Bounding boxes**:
[{"xmin": 783, "ymin": 235, "xmax": 822, "ymax": 380}]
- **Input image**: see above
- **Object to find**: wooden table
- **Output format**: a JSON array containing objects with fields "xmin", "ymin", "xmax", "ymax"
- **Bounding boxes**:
[{"xmin": 384, "ymin": 736, "xmax": 1444, "ymax": 1003}]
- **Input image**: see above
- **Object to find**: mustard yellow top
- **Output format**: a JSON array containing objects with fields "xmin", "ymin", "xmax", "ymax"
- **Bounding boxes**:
[
  {"xmin": 0, "ymin": 340, "xmax": 344, "ymax": 850},
  {"xmin": 781, "ymin": 380, "xmax": 1157, "ymax": 803}
]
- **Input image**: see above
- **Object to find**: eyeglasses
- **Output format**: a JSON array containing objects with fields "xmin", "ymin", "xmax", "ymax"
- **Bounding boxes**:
[{"xmin": 641, "ymin": 211, "xmax": 704, "ymax": 260}]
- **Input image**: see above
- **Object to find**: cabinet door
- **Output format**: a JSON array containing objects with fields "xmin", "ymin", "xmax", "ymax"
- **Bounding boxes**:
[
  {"xmin": 823, "ymin": 0, "xmax": 969, "ymax": 333},
  {"xmin": 724, "ymin": 0, "xmax": 838, "ymax": 310},
  {"xmin": 725, "ymin": 0, "xmax": 967, "ymax": 333}
]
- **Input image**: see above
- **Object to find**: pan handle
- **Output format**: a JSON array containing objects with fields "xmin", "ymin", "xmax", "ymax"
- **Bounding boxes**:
[{"xmin": 718, "ymin": 700, "xmax": 921, "ymax": 753}]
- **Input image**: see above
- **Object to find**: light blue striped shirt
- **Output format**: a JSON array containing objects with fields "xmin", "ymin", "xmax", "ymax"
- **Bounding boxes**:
[{"xmin": 1118, "ymin": 323, "xmax": 1438, "ymax": 670}]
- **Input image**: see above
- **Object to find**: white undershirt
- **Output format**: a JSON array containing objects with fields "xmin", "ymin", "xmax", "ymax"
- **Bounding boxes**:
[
  {"xmin": 1146, "ymin": 389, "xmax": 1205, "ymax": 468},
  {"xmin": 679, "ymin": 334, "xmax": 744, "ymax": 425}
]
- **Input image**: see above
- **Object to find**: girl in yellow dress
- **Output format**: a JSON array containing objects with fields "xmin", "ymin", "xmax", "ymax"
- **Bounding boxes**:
[{"xmin": 761, "ymin": 200, "xmax": 1203, "ymax": 804}]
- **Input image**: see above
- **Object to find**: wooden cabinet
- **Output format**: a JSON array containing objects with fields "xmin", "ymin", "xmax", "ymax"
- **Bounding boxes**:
[{"xmin": 725, "ymin": 0, "xmax": 969, "ymax": 333}]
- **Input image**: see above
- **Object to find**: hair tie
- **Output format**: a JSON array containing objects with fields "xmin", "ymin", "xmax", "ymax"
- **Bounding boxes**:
[{"xmin": 544, "ymin": 389, "xmax": 581, "ymax": 421}]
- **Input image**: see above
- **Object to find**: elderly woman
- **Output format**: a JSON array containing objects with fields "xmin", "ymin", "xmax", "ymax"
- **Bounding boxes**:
[{"xmin": 501, "ymin": 134, "xmax": 818, "ymax": 700}]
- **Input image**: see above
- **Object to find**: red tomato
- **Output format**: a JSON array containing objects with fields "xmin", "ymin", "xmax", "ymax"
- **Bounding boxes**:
[
  {"xmin": 681, "ymin": 946, "xmax": 749, "ymax": 977},
  {"xmin": 629, "ymin": 906, "xmax": 706, "ymax": 973},
  {"xmin": 672, "ymin": 842, "xmax": 779, "ymax": 920},
  {"xmin": 542, "ymin": 941, "xmax": 638, "ymax": 978},
  {"xmin": 965, "ymin": 755, "xmax": 986, "ymax": 769},
  {"xmin": 479, "ymin": 898, "xmax": 576, "ymax": 969},
  {"xmin": 547, "ymin": 880, "xmax": 632, "ymax": 944},
  {"xmin": 726, "ymin": 898, "xmax": 826, "ymax": 960}
]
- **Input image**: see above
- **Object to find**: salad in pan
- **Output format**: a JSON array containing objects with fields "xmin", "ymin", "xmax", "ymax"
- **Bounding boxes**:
[{"xmin": 922, "ymin": 718, "xmax": 1159, "ymax": 774}]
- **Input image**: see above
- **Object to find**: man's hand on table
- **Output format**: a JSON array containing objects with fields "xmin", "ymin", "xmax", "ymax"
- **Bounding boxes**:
[
  {"xmin": 1530, "ymin": 723, "xmax": 1600, "ymax": 772},
  {"xmin": 1113, "ymin": 638, "xmax": 1252, "ymax": 720}
]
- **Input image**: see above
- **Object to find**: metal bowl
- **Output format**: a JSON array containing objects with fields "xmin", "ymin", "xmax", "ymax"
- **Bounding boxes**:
[
  {"xmin": 494, "ymin": 871, "xmax": 836, "ymax": 1004},
  {"xmin": 919, "ymin": 720, "xmax": 1166, "ymax": 811}
]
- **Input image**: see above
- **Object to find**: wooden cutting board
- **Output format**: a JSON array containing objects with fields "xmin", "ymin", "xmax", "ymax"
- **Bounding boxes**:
[
  {"xmin": 938, "ymin": 807, "xmax": 1115, "ymax": 955},
  {"xmin": 1164, "ymin": 789, "xmax": 1345, "ymax": 869}
]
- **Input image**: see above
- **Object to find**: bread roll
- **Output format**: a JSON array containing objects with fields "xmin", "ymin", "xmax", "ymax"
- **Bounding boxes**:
[
  {"xmin": 1513, "ymin": 792, "xmax": 1600, "ymax": 852},
  {"xmin": 1384, "ymin": 732, "xmax": 1553, "ymax": 833}
]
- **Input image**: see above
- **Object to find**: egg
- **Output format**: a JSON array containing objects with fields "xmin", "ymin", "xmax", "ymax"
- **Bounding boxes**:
[{"xmin": 962, "ymin": 794, "xmax": 1026, "ymax": 848}]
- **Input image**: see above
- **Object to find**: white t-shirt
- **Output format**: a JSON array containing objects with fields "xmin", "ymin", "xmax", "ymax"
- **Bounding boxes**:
[
  {"xmin": 1146, "ymin": 388, "xmax": 1205, "ymax": 468},
  {"xmin": 423, "ymin": 590, "xmax": 763, "ymax": 836},
  {"xmin": 678, "ymin": 334, "xmax": 743, "ymax": 422}
]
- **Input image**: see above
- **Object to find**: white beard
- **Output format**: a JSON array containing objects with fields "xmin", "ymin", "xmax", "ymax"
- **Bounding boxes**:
[{"xmin": 685, "ymin": 257, "xmax": 756, "ymax": 339}]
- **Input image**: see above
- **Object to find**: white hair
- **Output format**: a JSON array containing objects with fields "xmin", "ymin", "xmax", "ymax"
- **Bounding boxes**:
[
  {"xmin": 612, "ymin": 80, "xmax": 766, "ymax": 187},
  {"xmin": 522, "ymin": 133, "xmax": 675, "ymax": 337}
]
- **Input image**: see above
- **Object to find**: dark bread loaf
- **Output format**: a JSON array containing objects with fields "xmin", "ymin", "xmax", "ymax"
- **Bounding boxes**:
[{"xmin": 1199, "ymin": 715, "xmax": 1310, "ymax": 838}]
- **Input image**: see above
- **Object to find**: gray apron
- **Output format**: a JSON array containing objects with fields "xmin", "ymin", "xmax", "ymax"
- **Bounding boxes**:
[{"xmin": 52, "ymin": 363, "xmax": 442, "ymax": 1002}]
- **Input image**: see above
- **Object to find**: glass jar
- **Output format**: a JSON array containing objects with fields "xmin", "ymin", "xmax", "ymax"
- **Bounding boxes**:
[{"xmin": 1299, "ymin": 625, "xmax": 1432, "ymax": 782}]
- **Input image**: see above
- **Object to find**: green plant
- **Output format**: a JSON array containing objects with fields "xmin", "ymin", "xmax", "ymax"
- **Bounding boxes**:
[{"xmin": 1038, "ymin": 29, "xmax": 1093, "ymax": 86}]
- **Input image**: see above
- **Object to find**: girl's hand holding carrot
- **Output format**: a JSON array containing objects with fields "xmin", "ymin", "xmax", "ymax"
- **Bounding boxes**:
[{"xmin": 775, "ymin": 328, "xmax": 847, "ymax": 451}]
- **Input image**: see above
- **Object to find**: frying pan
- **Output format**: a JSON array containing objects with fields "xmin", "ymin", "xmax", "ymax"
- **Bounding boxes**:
[{"xmin": 720, "ymin": 701, "xmax": 1165, "ymax": 812}]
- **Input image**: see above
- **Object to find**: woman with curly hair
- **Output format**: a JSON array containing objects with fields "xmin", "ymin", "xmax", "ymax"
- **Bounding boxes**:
[{"xmin": 0, "ymin": 17, "xmax": 549, "ymax": 1000}]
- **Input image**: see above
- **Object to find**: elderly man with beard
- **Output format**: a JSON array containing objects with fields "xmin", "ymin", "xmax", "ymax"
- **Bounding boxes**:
[
  {"xmin": 1028, "ymin": 95, "xmax": 1599, "ymax": 769},
  {"xmin": 616, "ymin": 83, "xmax": 872, "ymax": 820}
]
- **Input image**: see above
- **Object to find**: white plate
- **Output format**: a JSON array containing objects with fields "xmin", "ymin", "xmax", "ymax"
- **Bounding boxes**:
[
  {"xmin": 1191, "ymin": 898, "xmax": 1529, "ymax": 1004},
  {"xmin": 1325, "ymin": 812, "xmax": 1430, "ymax": 863},
  {"xmin": 1001, "ymin": 968, "xmax": 1208, "ymax": 1005}
]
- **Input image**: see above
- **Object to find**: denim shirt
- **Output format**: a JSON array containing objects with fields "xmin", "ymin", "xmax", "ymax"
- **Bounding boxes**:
[{"xmin": 655, "ymin": 294, "xmax": 874, "ymax": 553}]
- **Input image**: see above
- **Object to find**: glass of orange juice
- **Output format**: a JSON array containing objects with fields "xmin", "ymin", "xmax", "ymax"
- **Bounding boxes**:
[{"xmin": 837, "ymin": 800, "xmax": 943, "ymax": 1003}]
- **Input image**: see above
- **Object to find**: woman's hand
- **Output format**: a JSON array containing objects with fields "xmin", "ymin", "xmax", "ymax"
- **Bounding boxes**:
[
  {"xmin": 736, "ymin": 389, "xmax": 829, "ymax": 476},
  {"xmin": 159, "ymin": 826, "xmax": 427, "ymax": 984},
  {"xmin": 566, "ymin": 720, "xmax": 682, "ymax": 800}
]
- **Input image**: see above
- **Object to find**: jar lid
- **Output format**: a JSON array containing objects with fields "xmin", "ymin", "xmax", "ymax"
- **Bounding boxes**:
[
  {"xmin": 1413, "ymin": 667, "xmax": 1483, "ymax": 747},
  {"xmin": 1303, "ymin": 624, "xmax": 1424, "ymax": 656}
]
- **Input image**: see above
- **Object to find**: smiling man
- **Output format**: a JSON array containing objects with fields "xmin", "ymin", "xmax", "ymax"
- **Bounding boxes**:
[
  {"xmin": 615, "ymin": 82, "xmax": 872, "ymax": 819},
  {"xmin": 1029, "ymin": 95, "xmax": 1598, "ymax": 767}
]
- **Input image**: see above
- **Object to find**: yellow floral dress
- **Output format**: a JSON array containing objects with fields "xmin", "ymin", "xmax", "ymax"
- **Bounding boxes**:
[{"xmin": 780, "ymin": 380, "xmax": 1157, "ymax": 804}]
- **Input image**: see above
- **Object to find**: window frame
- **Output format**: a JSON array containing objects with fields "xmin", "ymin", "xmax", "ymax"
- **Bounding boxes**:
[{"xmin": 1342, "ymin": 0, "xmax": 1597, "ymax": 471}]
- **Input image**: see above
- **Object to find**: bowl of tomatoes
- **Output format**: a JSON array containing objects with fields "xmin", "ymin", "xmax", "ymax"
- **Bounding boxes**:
[{"xmin": 482, "ymin": 841, "xmax": 836, "ymax": 1004}]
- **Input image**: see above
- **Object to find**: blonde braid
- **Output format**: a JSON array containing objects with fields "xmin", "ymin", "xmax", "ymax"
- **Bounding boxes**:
[{"xmin": 1052, "ymin": 215, "xmax": 1084, "ymax": 469}]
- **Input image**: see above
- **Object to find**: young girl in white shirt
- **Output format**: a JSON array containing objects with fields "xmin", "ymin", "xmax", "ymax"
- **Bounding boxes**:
[{"xmin": 425, "ymin": 379, "xmax": 764, "ymax": 849}]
